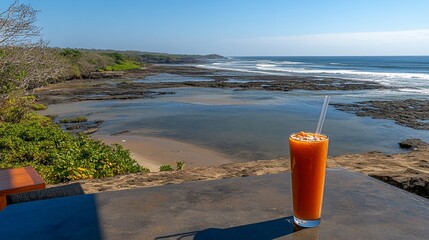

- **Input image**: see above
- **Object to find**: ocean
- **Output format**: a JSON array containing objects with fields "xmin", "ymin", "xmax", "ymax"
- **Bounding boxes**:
[{"xmin": 197, "ymin": 56, "xmax": 429, "ymax": 97}]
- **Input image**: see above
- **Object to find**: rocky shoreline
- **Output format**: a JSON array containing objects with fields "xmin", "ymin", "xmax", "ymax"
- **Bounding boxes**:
[
  {"xmin": 35, "ymin": 64, "xmax": 428, "ymax": 132},
  {"xmin": 333, "ymin": 99, "xmax": 429, "ymax": 130},
  {"xmin": 35, "ymin": 65, "xmax": 388, "ymax": 105}
]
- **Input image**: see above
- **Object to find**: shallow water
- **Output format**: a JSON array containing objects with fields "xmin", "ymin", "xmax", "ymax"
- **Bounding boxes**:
[
  {"xmin": 134, "ymin": 73, "xmax": 213, "ymax": 83},
  {"xmin": 41, "ymin": 87, "xmax": 429, "ymax": 161}
]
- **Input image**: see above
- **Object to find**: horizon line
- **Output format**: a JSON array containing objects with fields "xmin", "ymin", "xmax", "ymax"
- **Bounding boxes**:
[{"xmin": 45, "ymin": 46, "xmax": 429, "ymax": 57}]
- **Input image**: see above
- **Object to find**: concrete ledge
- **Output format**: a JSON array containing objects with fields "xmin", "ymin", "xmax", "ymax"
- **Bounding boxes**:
[{"xmin": 0, "ymin": 169, "xmax": 428, "ymax": 239}]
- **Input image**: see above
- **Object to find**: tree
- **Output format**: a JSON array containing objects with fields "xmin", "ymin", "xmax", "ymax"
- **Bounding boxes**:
[
  {"xmin": 0, "ymin": 1, "xmax": 68, "ymax": 99},
  {"xmin": 60, "ymin": 49, "xmax": 115, "ymax": 78},
  {"xmin": 0, "ymin": 45, "xmax": 68, "ymax": 94}
]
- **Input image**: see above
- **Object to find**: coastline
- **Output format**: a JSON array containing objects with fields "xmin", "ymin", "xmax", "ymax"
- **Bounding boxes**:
[{"xmin": 37, "ymin": 64, "xmax": 429, "ymax": 198}]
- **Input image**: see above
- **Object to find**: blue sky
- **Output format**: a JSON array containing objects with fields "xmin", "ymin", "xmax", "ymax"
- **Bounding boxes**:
[{"xmin": 3, "ymin": 0, "xmax": 429, "ymax": 56}]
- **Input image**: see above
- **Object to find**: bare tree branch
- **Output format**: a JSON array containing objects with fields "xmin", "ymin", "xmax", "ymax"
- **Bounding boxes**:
[{"xmin": 0, "ymin": 0, "xmax": 41, "ymax": 46}]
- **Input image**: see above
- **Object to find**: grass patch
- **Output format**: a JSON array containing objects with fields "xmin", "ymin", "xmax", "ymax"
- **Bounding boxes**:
[
  {"xmin": 60, "ymin": 116, "xmax": 88, "ymax": 123},
  {"xmin": 160, "ymin": 165, "xmax": 174, "ymax": 171},
  {"xmin": 101, "ymin": 60, "xmax": 141, "ymax": 71},
  {"xmin": 31, "ymin": 103, "xmax": 47, "ymax": 111}
]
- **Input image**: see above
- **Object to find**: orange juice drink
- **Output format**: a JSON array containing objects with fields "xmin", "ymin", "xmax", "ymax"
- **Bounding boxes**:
[{"xmin": 289, "ymin": 131, "xmax": 329, "ymax": 228}]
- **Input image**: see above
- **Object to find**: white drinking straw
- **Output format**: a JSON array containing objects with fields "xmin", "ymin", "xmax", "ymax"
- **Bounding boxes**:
[{"xmin": 315, "ymin": 95, "xmax": 330, "ymax": 134}]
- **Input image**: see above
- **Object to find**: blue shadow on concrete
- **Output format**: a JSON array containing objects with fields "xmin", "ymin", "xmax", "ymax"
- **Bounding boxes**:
[
  {"xmin": 155, "ymin": 216, "xmax": 310, "ymax": 240},
  {"xmin": 0, "ymin": 194, "xmax": 102, "ymax": 240}
]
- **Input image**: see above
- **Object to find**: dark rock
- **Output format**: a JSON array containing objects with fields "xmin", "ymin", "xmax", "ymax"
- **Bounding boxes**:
[
  {"xmin": 66, "ymin": 124, "xmax": 83, "ymax": 130},
  {"xmin": 90, "ymin": 71, "xmax": 124, "ymax": 79},
  {"xmin": 94, "ymin": 120, "xmax": 104, "ymax": 125},
  {"xmin": 83, "ymin": 127, "xmax": 98, "ymax": 135},
  {"xmin": 157, "ymin": 91, "xmax": 175, "ymax": 95},
  {"xmin": 333, "ymin": 99, "xmax": 429, "ymax": 130},
  {"xmin": 111, "ymin": 130, "xmax": 131, "ymax": 136},
  {"xmin": 399, "ymin": 139, "xmax": 429, "ymax": 150},
  {"xmin": 369, "ymin": 173, "xmax": 429, "ymax": 199}
]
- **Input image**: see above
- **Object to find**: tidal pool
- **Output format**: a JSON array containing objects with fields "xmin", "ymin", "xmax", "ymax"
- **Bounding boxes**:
[{"xmin": 42, "ymin": 87, "xmax": 429, "ymax": 161}]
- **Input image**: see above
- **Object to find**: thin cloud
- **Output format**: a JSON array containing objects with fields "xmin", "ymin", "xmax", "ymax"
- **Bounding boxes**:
[{"xmin": 225, "ymin": 29, "xmax": 429, "ymax": 56}]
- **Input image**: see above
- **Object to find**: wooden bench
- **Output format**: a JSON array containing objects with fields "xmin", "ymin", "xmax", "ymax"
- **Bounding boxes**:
[{"xmin": 0, "ymin": 167, "xmax": 46, "ymax": 210}]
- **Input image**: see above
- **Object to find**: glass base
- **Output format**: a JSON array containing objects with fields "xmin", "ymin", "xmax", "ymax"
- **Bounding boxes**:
[{"xmin": 293, "ymin": 216, "xmax": 321, "ymax": 228}]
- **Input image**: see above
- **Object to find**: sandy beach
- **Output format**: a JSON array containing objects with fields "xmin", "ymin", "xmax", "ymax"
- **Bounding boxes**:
[{"xmin": 98, "ymin": 135, "xmax": 233, "ymax": 172}]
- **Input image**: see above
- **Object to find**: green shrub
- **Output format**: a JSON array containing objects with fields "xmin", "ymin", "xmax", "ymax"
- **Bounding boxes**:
[
  {"xmin": 176, "ymin": 161, "xmax": 185, "ymax": 170},
  {"xmin": 0, "ymin": 95, "xmax": 44, "ymax": 123},
  {"xmin": 61, "ymin": 50, "xmax": 116, "ymax": 78},
  {"xmin": 60, "ymin": 49, "xmax": 82, "ymax": 58},
  {"xmin": 107, "ymin": 52, "xmax": 126, "ymax": 63},
  {"xmin": 31, "ymin": 103, "xmax": 47, "ymax": 110},
  {"xmin": 0, "ymin": 100, "xmax": 148, "ymax": 183},
  {"xmin": 160, "ymin": 165, "xmax": 174, "ymax": 172},
  {"xmin": 59, "ymin": 116, "xmax": 88, "ymax": 123}
]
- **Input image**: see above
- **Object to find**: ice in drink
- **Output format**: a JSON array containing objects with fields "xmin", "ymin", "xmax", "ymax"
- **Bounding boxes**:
[{"xmin": 289, "ymin": 131, "xmax": 328, "ymax": 228}]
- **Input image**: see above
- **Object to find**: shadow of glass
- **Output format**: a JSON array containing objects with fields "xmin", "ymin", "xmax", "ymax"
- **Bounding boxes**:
[{"xmin": 155, "ymin": 216, "xmax": 301, "ymax": 240}]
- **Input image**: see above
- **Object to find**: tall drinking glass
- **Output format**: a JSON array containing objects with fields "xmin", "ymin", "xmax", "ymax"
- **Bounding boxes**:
[{"xmin": 289, "ymin": 132, "xmax": 329, "ymax": 228}]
